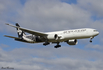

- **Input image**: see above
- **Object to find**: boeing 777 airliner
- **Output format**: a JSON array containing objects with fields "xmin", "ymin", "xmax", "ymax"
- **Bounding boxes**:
[{"xmin": 4, "ymin": 23, "xmax": 99, "ymax": 48}]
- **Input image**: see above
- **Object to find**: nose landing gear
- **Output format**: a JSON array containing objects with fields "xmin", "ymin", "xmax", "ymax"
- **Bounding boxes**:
[{"xmin": 90, "ymin": 37, "xmax": 94, "ymax": 43}]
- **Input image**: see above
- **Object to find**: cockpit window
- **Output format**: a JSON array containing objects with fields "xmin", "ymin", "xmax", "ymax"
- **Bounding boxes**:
[{"xmin": 94, "ymin": 30, "xmax": 98, "ymax": 32}]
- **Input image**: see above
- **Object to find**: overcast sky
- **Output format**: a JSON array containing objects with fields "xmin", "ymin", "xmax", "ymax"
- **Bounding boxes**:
[{"xmin": 0, "ymin": 0, "xmax": 103, "ymax": 70}]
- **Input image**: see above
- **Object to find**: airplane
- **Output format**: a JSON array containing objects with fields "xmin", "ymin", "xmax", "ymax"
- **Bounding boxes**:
[{"xmin": 4, "ymin": 23, "xmax": 99, "ymax": 48}]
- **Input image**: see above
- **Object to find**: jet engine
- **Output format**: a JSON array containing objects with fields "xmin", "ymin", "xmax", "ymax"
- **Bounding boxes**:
[
  {"xmin": 47, "ymin": 34, "xmax": 63, "ymax": 40},
  {"xmin": 66, "ymin": 39, "xmax": 78, "ymax": 45}
]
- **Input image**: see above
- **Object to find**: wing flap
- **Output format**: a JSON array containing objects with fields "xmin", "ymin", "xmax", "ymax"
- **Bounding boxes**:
[{"xmin": 6, "ymin": 23, "xmax": 47, "ymax": 36}]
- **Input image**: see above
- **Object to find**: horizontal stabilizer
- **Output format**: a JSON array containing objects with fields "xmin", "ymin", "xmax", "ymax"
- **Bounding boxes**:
[
  {"xmin": 4, "ymin": 35, "xmax": 21, "ymax": 39},
  {"xmin": 4, "ymin": 35, "xmax": 33, "ymax": 43}
]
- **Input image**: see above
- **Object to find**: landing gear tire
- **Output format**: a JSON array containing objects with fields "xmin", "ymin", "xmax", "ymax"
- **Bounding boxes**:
[
  {"xmin": 43, "ymin": 42, "xmax": 50, "ymax": 46},
  {"xmin": 54, "ymin": 45, "xmax": 61, "ymax": 48},
  {"xmin": 90, "ymin": 37, "xmax": 94, "ymax": 43},
  {"xmin": 90, "ymin": 40, "xmax": 92, "ymax": 43}
]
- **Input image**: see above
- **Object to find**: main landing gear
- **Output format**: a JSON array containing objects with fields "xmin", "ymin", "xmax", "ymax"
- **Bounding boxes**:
[
  {"xmin": 54, "ymin": 45, "xmax": 61, "ymax": 48},
  {"xmin": 43, "ymin": 42, "xmax": 61, "ymax": 48},
  {"xmin": 43, "ymin": 42, "xmax": 50, "ymax": 46},
  {"xmin": 90, "ymin": 37, "xmax": 94, "ymax": 43},
  {"xmin": 54, "ymin": 42, "xmax": 61, "ymax": 48}
]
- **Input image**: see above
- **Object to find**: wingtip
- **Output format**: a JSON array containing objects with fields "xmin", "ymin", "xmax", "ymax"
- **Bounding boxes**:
[{"xmin": 5, "ymin": 23, "xmax": 9, "ymax": 25}]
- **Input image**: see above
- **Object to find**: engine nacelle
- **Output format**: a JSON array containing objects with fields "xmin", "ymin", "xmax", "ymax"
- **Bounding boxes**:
[
  {"xmin": 47, "ymin": 34, "xmax": 57, "ymax": 40},
  {"xmin": 67, "ymin": 39, "xmax": 78, "ymax": 45},
  {"xmin": 47, "ymin": 34, "xmax": 64, "ymax": 40}
]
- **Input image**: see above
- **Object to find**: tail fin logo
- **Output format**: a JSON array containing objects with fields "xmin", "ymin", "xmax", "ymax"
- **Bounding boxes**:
[{"xmin": 15, "ymin": 23, "xmax": 26, "ymax": 38}]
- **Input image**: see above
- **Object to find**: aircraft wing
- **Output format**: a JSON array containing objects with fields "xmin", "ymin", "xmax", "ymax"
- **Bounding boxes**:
[
  {"xmin": 6, "ymin": 23, "xmax": 48, "ymax": 36},
  {"xmin": 4, "ymin": 35, "xmax": 21, "ymax": 39}
]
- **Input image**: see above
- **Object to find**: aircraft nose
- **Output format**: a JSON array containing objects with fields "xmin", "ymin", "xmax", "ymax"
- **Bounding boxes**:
[{"xmin": 97, "ymin": 31, "xmax": 99, "ymax": 35}]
